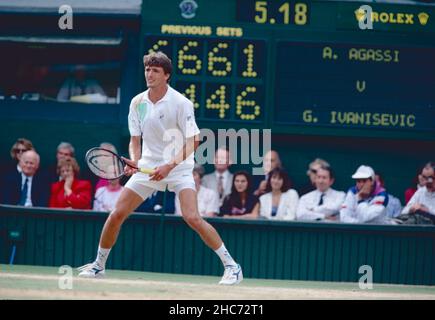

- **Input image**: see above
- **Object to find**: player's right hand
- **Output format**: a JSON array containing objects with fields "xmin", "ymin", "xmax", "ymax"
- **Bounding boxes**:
[{"xmin": 122, "ymin": 157, "xmax": 138, "ymax": 176}]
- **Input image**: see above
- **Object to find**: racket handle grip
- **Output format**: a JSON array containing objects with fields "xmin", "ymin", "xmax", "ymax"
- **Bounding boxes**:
[{"xmin": 139, "ymin": 168, "xmax": 154, "ymax": 175}]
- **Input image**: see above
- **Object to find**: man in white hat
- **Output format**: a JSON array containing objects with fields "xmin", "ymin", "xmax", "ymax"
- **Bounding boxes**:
[{"xmin": 340, "ymin": 165, "xmax": 391, "ymax": 224}]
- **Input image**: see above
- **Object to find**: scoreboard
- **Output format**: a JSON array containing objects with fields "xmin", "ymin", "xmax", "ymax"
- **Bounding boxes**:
[{"xmin": 141, "ymin": 0, "xmax": 435, "ymax": 137}]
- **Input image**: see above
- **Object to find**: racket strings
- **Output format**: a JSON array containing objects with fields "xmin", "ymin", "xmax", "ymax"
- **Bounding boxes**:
[{"xmin": 86, "ymin": 149, "xmax": 124, "ymax": 180}]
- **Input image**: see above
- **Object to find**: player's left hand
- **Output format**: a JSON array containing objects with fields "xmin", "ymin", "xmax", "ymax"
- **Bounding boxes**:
[{"xmin": 150, "ymin": 164, "xmax": 174, "ymax": 181}]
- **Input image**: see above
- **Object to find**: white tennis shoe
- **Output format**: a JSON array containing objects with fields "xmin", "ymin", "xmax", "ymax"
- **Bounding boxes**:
[
  {"xmin": 219, "ymin": 264, "xmax": 243, "ymax": 285},
  {"xmin": 77, "ymin": 262, "xmax": 105, "ymax": 278}
]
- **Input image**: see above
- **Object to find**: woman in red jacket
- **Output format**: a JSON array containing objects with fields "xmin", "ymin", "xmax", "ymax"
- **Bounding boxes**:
[{"xmin": 49, "ymin": 157, "xmax": 92, "ymax": 209}]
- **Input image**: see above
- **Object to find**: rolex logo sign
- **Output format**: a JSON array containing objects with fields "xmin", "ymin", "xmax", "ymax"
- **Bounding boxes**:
[
  {"xmin": 355, "ymin": 8, "xmax": 365, "ymax": 22},
  {"xmin": 418, "ymin": 12, "xmax": 429, "ymax": 26},
  {"xmin": 353, "ymin": 7, "xmax": 431, "ymax": 28}
]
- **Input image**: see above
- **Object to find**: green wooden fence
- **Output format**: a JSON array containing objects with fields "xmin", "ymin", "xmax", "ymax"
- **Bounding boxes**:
[{"xmin": 1, "ymin": 205, "xmax": 434, "ymax": 285}]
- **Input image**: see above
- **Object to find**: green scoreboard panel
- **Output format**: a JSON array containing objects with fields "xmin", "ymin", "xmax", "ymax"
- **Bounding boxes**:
[
  {"xmin": 275, "ymin": 42, "xmax": 435, "ymax": 131},
  {"xmin": 141, "ymin": 0, "xmax": 435, "ymax": 138}
]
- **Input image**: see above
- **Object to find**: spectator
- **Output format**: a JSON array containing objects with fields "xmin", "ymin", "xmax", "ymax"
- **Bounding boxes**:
[
  {"xmin": 404, "ymin": 164, "xmax": 430, "ymax": 205},
  {"xmin": 49, "ymin": 157, "xmax": 92, "ymax": 209},
  {"xmin": 56, "ymin": 142, "xmax": 75, "ymax": 161},
  {"xmin": 375, "ymin": 172, "xmax": 402, "ymax": 218},
  {"xmin": 400, "ymin": 162, "xmax": 435, "ymax": 224},
  {"xmin": 0, "ymin": 150, "xmax": 49, "ymax": 207},
  {"xmin": 340, "ymin": 165, "xmax": 391, "ymax": 224},
  {"xmin": 57, "ymin": 65, "xmax": 107, "ymax": 102},
  {"xmin": 253, "ymin": 168, "xmax": 299, "ymax": 220},
  {"xmin": 45, "ymin": 141, "xmax": 75, "ymax": 184},
  {"xmin": 9, "ymin": 138, "xmax": 34, "ymax": 164},
  {"xmin": 2, "ymin": 138, "xmax": 34, "ymax": 175},
  {"xmin": 297, "ymin": 166, "xmax": 345, "ymax": 221},
  {"xmin": 253, "ymin": 150, "xmax": 282, "ymax": 197},
  {"xmin": 299, "ymin": 158, "xmax": 330, "ymax": 196},
  {"xmin": 219, "ymin": 171, "xmax": 259, "ymax": 219},
  {"xmin": 175, "ymin": 164, "xmax": 220, "ymax": 217},
  {"xmin": 95, "ymin": 142, "xmax": 118, "ymax": 191},
  {"xmin": 93, "ymin": 178, "xmax": 124, "ymax": 212},
  {"xmin": 202, "ymin": 148, "xmax": 233, "ymax": 206}
]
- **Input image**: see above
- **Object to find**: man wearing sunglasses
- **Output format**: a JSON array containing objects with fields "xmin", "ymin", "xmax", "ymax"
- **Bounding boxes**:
[
  {"xmin": 340, "ymin": 165, "xmax": 391, "ymax": 224},
  {"xmin": 401, "ymin": 162, "xmax": 435, "ymax": 224}
]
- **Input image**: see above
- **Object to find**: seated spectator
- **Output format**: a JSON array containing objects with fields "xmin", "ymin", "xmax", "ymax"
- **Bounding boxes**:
[
  {"xmin": 340, "ymin": 165, "xmax": 391, "ymax": 224},
  {"xmin": 299, "ymin": 158, "xmax": 330, "ymax": 196},
  {"xmin": 57, "ymin": 65, "xmax": 107, "ymax": 102},
  {"xmin": 202, "ymin": 148, "xmax": 233, "ymax": 206},
  {"xmin": 93, "ymin": 178, "xmax": 124, "ymax": 212},
  {"xmin": 404, "ymin": 164, "xmax": 430, "ymax": 205},
  {"xmin": 297, "ymin": 166, "xmax": 345, "ymax": 221},
  {"xmin": 44, "ymin": 141, "xmax": 75, "ymax": 184},
  {"xmin": 253, "ymin": 150, "xmax": 282, "ymax": 197},
  {"xmin": 253, "ymin": 168, "xmax": 299, "ymax": 220},
  {"xmin": 175, "ymin": 164, "xmax": 219, "ymax": 217},
  {"xmin": 219, "ymin": 171, "xmax": 259, "ymax": 218},
  {"xmin": 400, "ymin": 162, "xmax": 435, "ymax": 224},
  {"xmin": 95, "ymin": 142, "xmax": 118, "ymax": 191},
  {"xmin": 49, "ymin": 157, "xmax": 92, "ymax": 209},
  {"xmin": 10, "ymin": 138, "xmax": 34, "ymax": 164},
  {"xmin": 1, "ymin": 138, "xmax": 34, "ymax": 175},
  {"xmin": 0, "ymin": 150, "xmax": 49, "ymax": 207},
  {"xmin": 375, "ymin": 172, "xmax": 402, "ymax": 218}
]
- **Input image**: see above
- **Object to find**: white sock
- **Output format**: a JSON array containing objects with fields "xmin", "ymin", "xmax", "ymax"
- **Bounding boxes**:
[
  {"xmin": 95, "ymin": 246, "xmax": 111, "ymax": 269},
  {"xmin": 214, "ymin": 243, "xmax": 237, "ymax": 267}
]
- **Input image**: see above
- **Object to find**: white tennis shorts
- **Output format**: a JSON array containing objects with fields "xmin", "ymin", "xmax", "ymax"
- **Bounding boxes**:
[{"xmin": 124, "ymin": 168, "xmax": 195, "ymax": 200}]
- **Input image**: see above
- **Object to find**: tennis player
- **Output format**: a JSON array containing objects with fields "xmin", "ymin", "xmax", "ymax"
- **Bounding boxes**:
[{"xmin": 78, "ymin": 51, "xmax": 243, "ymax": 285}]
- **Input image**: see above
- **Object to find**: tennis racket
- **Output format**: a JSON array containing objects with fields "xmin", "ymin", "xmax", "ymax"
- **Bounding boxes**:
[{"xmin": 85, "ymin": 147, "xmax": 154, "ymax": 180}]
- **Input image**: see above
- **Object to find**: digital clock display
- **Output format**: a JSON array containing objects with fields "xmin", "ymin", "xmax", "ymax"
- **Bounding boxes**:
[
  {"xmin": 144, "ymin": 36, "xmax": 266, "ymax": 123},
  {"xmin": 236, "ymin": 0, "xmax": 310, "ymax": 25}
]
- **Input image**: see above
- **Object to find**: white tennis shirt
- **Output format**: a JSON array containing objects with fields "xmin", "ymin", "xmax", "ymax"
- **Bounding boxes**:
[{"xmin": 128, "ymin": 86, "xmax": 200, "ymax": 172}]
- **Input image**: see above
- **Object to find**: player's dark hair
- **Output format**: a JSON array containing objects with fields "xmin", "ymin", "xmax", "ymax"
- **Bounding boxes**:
[{"xmin": 143, "ymin": 51, "xmax": 172, "ymax": 82}]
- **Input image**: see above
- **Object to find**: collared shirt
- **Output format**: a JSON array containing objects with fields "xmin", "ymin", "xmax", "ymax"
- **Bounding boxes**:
[
  {"xmin": 128, "ymin": 86, "xmax": 200, "ymax": 171},
  {"xmin": 175, "ymin": 186, "xmax": 220, "ymax": 217},
  {"xmin": 297, "ymin": 188, "xmax": 345, "ymax": 221},
  {"xmin": 402, "ymin": 186, "xmax": 435, "ymax": 216},
  {"xmin": 21, "ymin": 173, "xmax": 33, "ymax": 207}
]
